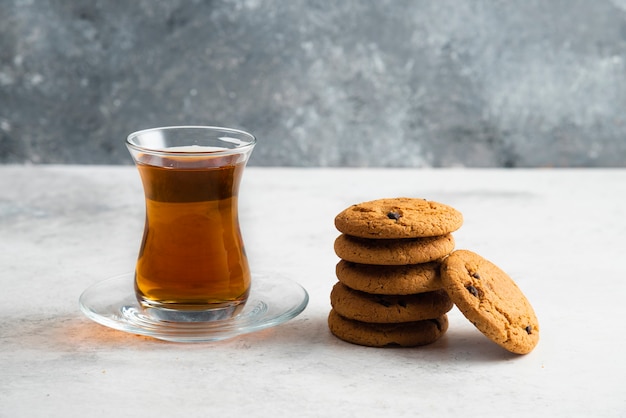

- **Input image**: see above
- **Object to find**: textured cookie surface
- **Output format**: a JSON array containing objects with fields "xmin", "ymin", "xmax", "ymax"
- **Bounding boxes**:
[
  {"xmin": 440, "ymin": 250, "xmax": 540, "ymax": 354},
  {"xmin": 328, "ymin": 309, "xmax": 448, "ymax": 347},
  {"xmin": 334, "ymin": 234, "xmax": 455, "ymax": 265},
  {"xmin": 335, "ymin": 198, "xmax": 463, "ymax": 239},
  {"xmin": 336, "ymin": 260, "xmax": 443, "ymax": 295},
  {"xmin": 330, "ymin": 282, "xmax": 453, "ymax": 323}
]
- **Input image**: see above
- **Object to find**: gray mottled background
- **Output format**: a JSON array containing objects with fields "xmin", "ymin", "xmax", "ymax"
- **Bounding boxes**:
[{"xmin": 1, "ymin": 0, "xmax": 626, "ymax": 167}]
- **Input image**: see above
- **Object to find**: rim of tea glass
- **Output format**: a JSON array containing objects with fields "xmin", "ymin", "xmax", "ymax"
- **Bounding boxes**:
[{"xmin": 126, "ymin": 125, "xmax": 257, "ymax": 157}]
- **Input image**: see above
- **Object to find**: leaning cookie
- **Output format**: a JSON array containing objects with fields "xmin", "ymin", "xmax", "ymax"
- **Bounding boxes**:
[
  {"xmin": 328, "ymin": 309, "xmax": 449, "ymax": 347},
  {"xmin": 336, "ymin": 260, "xmax": 444, "ymax": 295},
  {"xmin": 334, "ymin": 234, "xmax": 455, "ymax": 265},
  {"xmin": 334, "ymin": 197, "xmax": 463, "ymax": 239},
  {"xmin": 440, "ymin": 250, "xmax": 540, "ymax": 354},
  {"xmin": 330, "ymin": 282, "xmax": 453, "ymax": 323}
]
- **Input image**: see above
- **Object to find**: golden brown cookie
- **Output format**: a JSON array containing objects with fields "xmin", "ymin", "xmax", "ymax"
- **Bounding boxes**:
[
  {"xmin": 334, "ymin": 233, "xmax": 455, "ymax": 265},
  {"xmin": 330, "ymin": 282, "xmax": 453, "ymax": 323},
  {"xmin": 334, "ymin": 197, "xmax": 463, "ymax": 239},
  {"xmin": 440, "ymin": 250, "xmax": 540, "ymax": 354},
  {"xmin": 328, "ymin": 309, "xmax": 448, "ymax": 347},
  {"xmin": 336, "ymin": 260, "xmax": 443, "ymax": 295}
]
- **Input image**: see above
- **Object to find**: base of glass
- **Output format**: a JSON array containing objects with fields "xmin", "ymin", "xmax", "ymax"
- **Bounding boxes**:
[
  {"xmin": 138, "ymin": 298, "xmax": 247, "ymax": 322},
  {"xmin": 78, "ymin": 272, "xmax": 309, "ymax": 342}
]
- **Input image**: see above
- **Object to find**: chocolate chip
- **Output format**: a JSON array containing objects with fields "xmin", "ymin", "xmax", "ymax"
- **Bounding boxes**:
[
  {"xmin": 428, "ymin": 318, "xmax": 443, "ymax": 332},
  {"xmin": 466, "ymin": 285, "xmax": 479, "ymax": 298},
  {"xmin": 472, "ymin": 272, "xmax": 481, "ymax": 279},
  {"xmin": 387, "ymin": 211, "xmax": 401, "ymax": 220},
  {"xmin": 525, "ymin": 325, "xmax": 533, "ymax": 334}
]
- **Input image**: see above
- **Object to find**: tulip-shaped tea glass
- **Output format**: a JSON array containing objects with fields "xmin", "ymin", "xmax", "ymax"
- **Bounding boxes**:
[
  {"xmin": 125, "ymin": 126, "xmax": 256, "ymax": 321},
  {"xmin": 79, "ymin": 125, "xmax": 308, "ymax": 341}
]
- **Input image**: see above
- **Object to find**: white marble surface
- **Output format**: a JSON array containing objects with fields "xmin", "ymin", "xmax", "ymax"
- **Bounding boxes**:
[{"xmin": 1, "ymin": 166, "xmax": 625, "ymax": 417}]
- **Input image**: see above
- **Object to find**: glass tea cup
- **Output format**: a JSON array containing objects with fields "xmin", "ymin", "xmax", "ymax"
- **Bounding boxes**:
[{"xmin": 125, "ymin": 126, "xmax": 256, "ymax": 321}]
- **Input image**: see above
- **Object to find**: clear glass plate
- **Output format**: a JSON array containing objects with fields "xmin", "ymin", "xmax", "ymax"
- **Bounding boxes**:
[{"xmin": 79, "ymin": 273, "xmax": 309, "ymax": 343}]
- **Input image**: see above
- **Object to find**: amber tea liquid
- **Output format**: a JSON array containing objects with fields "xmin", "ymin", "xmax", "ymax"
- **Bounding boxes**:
[{"xmin": 133, "ymin": 153, "xmax": 250, "ymax": 314}]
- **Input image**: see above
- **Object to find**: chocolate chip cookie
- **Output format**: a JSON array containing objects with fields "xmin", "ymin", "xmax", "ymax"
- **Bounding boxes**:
[
  {"xmin": 334, "ymin": 233, "xmax": 455, "ymax": 265},
  {"xmin": 330, "ymin": 282, "xmax": 453, "ymax": 323},
  {"xmin": 440, "ymin": 250, "xmax": 540, "ymax": 354},
  {"xmin": 334, "ymin": 197, "xmax": 463, "ymax": 239},
  {"xmin": 336, "ymin": 260, "xmax": 443, "ymax": 295},
  {"xmin": 328, "ymin": 309, "xmax": 449, "ymax": 347}
]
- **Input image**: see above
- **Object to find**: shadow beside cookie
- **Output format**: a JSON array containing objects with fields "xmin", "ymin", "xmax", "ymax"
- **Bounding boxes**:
[{"xmin": 428, "ymin": 326, "xmax": 523, "ymax": 362}]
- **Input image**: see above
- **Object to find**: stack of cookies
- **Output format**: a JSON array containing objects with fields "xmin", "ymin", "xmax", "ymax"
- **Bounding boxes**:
[
  {"xmin": 328, "ymin": 197, "xmax": 541, "ymax": 355},
  {"xmin": 328, "ymin": 198, "xmax": 464, "ymax": 348}
]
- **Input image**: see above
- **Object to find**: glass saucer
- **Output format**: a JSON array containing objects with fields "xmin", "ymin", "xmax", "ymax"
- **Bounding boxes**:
[{"xmin": 79, "ymin": 273, "xmax": 309, "ymax": 343}]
